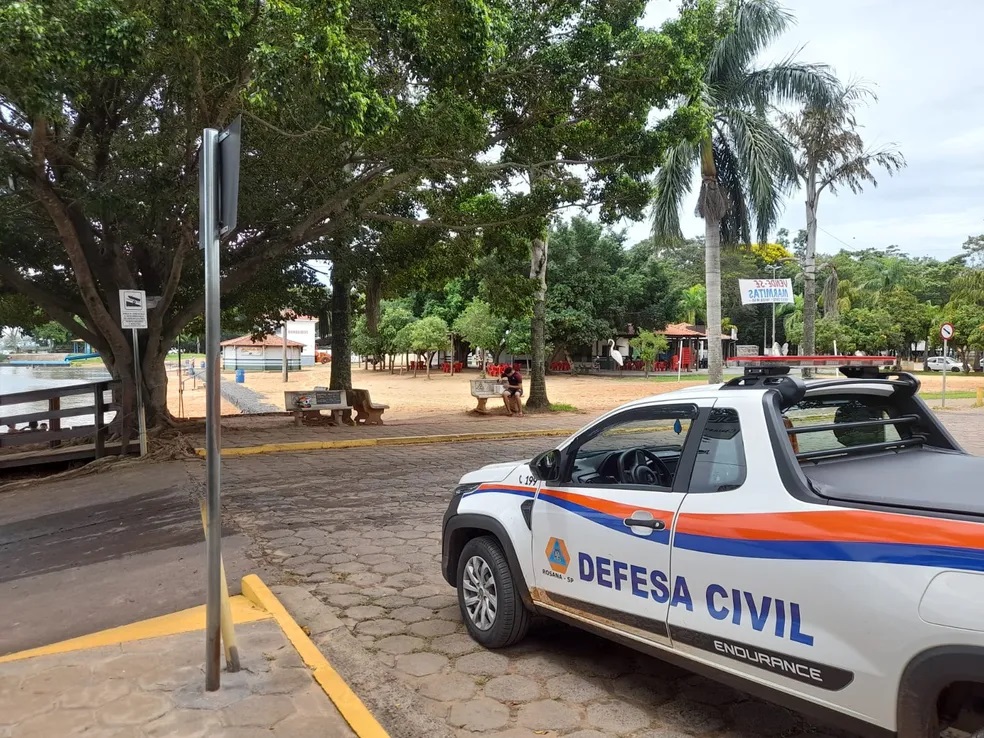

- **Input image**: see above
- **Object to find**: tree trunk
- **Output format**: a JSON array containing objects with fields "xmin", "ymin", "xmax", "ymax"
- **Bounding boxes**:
[
  {"xmin": 704, "ymin": 217, "xmax": 723, "ymax": 384},
  {"xmin": 329, "ymin": 268, "xmax": 352, "ymax": 391},
  {"xmin": 526, "ymin": 231, "xmax": 550, "ymax": 409},
  {"xmin": 802, "ymin": 187, "xmax": 819, "ymax": 377},
  {"xmin": 142, "ymin": 346, "xmax": 170, "ymax": 427}
]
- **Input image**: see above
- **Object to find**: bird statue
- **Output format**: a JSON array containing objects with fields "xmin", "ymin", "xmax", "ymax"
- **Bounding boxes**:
[{"xmin": 608, "ymin": 338, "xmax": 624, "ymax": 367}]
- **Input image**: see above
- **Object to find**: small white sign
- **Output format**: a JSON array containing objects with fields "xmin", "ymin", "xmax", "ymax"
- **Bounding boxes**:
[
  {"xmin": 940, "ymin": 322, "xmax": 954, "ymax": 341},
  {"xmin": 119, "ymin": 289, "xmax": 148, "ymax": 330},
  {"xmin": 739, "ymin": 278, "xmax": 794, "ymax": 305}
]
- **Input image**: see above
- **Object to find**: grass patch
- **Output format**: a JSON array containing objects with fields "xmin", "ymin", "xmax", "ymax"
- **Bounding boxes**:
[
  {"xmin": 68, "ymin": 357, "xmax": 105, "ymax": 366},
  {"xmin": 622, "ymin": 374, "xmax": 704, "ymax": 383},
  {"xmin": 549, "ymin": 402, "xmax": 578, "ymax": 412},
  {"xmin": 920, "ymin": 390, "xmax": 980, "ymax": 400}
]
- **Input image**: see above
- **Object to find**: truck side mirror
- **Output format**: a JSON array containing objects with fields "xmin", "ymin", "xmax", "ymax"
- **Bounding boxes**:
[{"xmin": 530, "ymin": 450, "xmax": 562, "ymax": 483}]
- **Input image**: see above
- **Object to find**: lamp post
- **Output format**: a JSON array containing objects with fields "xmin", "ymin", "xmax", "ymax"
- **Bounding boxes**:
[
  {"xmin": 765, "ymin": 263, "xmax": 782, "ymax": 355},
  {"xmin": 765, "ymin": 258, "xmax": 798, "ymax": 355}
]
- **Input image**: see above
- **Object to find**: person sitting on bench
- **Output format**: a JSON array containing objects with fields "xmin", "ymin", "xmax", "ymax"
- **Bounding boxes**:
[{"xmin": 501, "ymin": 366, "xmax": 524, "ymax": 417}]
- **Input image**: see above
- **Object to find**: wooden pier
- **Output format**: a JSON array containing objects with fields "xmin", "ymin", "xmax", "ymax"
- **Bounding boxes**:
[{"xmin": 0, "ymin": 381, "xmax": 138, "ymax": 471}]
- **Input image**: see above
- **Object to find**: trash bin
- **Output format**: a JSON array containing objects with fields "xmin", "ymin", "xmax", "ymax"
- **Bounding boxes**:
[
  {"xmin": 235, "ymin": 369, "xmax": 245, "ymax": 383},
  {"xmin": 200, "ymin": 360, "xmax": 205, "ymax": 368}
]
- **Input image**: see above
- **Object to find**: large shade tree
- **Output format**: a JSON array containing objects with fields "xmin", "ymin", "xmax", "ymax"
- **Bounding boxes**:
[
  {"xmin": 781, "ymin": 82, "xmax": 905, "ymax": 360},
  {"xmin": 0, "ymin": 0, "xmax": 510, "ymax": 433},
  {"xmin": 650, "ymin": 0, "xmax": 837, "ymax": 382},
  {"xmin": 0, "ymin": 0, "xmax": 716, "ymax": 437}
]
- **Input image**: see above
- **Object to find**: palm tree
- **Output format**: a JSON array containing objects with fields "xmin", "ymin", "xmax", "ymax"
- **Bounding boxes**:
[
  {"xmin": 782, "ymin": 81, "xmax": 905, "ymax": 360},
  {"xmin": 679, "ymin": 284, "xmax": 707, "ymax": 325},
  {"xmin": 651, "ymin": 0, "xmax": 837, "ymax": 383},
  {"xmin": 860, "ymin": 255, "xmax": 916, "ymax": 295}
]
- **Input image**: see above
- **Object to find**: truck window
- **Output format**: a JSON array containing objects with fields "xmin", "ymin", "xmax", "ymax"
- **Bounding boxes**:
[
  {"xmin": 689, "ymin": 407, "xmax": 746, "ymax": 492},
  {"xmin": 571, "ymin": 409, "xmax": 694, "ymax": 489},
  {"xmin": 784, "ymin": 396, "xmax": 904, "ymax": 456}
]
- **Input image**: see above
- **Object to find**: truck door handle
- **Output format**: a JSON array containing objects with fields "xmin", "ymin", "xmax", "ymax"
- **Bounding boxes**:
[{"xmin": 623, "ymin": 517, "xmax": 666, "ymax": 530}]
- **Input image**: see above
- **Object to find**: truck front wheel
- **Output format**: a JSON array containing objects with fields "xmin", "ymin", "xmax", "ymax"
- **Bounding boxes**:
[{"xmin": 456, "ymin": 536, "xmax": 531, "ymax": 648}]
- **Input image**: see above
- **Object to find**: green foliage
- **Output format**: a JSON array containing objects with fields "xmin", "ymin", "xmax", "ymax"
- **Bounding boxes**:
[
  {"xmin": 546, "ymin": 217, "xmax": 678, "ymax": 358},
  {"xmin": 353, "ymin": 299, "xmax": 417, "ymax": 363},
  {"xmin": 350, "ymin": 315, "xmax": 383, "ymax": 361},
  {"xmin": 409, "ymin": 315, "xmax": 450, "ymax": 354},
  {"xmin": 840, "ymin": 309, "xmax": 900, "ymax": 354},
  {"xmin": 30, "ymin": 320, "xmax": 73, "ymax": 347},
  {"xmin": 630, "ymin": 330, "xmax": 670, "ymax": 374},
  {"xmin": 0, "ymin": 0, "xmax": 715, "ymax": 421},
  {"xmin": 0, "ymin": 291, "xmax": 45, "ymax": 332},
  {"xmin": 453, "ymin": 299, "xmax": 507, "ymax": 353},
  {"xmin": 679, "ymin": 284, "xmax": 707, "ymax": 324},
  {"xmin": 504, "ymin": 317, "xmax": 532, "ymax": 356},
  {"xmin": 378, "ymin": 301, "xmax": 416, "ymax": 353},
  {"xmin": 936, "ymin": 301, "xmax": 984, "ymax": 366}
]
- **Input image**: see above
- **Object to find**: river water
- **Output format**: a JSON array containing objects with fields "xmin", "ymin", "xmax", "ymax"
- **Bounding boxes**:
[{"xmin": 0, "ymin": 365, "xmax": 114, "ymax": 429}]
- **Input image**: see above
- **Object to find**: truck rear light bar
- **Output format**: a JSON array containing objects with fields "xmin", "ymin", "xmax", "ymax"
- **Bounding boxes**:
[{"xmin": 727, "ymin": 355, "xmax": 897, "ymax": 378}]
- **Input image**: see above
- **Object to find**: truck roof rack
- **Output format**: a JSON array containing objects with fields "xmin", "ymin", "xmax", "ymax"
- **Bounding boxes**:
[
  {"xmin": 722, "ymin": 356, "xmax": 906, "ymax": 408},
  {"xmin": 721, "ymin": 374, "xmax": 807, "ymax": 407}
]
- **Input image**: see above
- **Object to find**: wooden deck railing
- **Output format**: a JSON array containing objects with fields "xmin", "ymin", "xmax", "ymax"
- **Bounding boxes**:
[{"xmin": 0, "ymin": 381, "xmax": 118, "ymax": 457}]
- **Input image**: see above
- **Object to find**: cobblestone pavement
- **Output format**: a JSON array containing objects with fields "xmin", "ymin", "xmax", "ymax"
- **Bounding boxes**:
[
  {"xmin": 936, "ymin": 410, "xmax": 984, "ymax": 454},
  {"xmin": 218, "ymin": 436, "xmax": 894, "ymax": 738},
  {"xmin": 0, "ymin": 620, "xmax": 354, "ymax": 738}
]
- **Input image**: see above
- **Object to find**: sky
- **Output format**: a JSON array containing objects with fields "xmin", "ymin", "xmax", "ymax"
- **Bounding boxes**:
[{"xmin": 614, "ymin": 0, "xmax": 984, "ymax": 260}]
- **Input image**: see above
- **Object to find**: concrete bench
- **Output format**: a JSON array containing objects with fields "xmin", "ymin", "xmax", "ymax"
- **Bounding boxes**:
[
  {"xmin": 470, "ymin": 378, "xmax": 506, "ymax": 414},
  {"xmin": 284, "ymin": 389, "xmax": 352, "ymax": 427},
  {"xmin": 347, "ymin": 388, "xmax": 389, "ymax": 425}
]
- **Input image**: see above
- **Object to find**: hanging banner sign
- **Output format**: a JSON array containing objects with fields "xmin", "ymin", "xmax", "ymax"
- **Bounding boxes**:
[{"xmin": 739, "ymin": 278, "xmax": 794, "ymax": 305}]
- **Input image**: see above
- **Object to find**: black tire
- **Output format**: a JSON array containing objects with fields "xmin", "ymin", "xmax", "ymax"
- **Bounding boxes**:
[{"xmin": 456, "ymin": 535, "xmax": 531, "ymax": 648}]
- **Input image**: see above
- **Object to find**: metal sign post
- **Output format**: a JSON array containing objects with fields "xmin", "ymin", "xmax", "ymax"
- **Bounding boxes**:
[
  {"xmin": 200, "ymin": 116, "xmax": 242, "ymax": 692},
  {"xmin": 940, "ymin": 322, "xmax": 954, "ymax": 409},
  {"xmin": 119, "ymin": 290, "xmax": 148, "ymax": 456}
]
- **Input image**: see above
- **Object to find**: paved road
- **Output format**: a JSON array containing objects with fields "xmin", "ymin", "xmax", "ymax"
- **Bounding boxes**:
[
  {"xmin": 0, "ymin": 464, "xmax": 258, "ymax": 655},
  {"xmin": 218, "ymin": 438, "xmax": 864, "ymax": 738}
]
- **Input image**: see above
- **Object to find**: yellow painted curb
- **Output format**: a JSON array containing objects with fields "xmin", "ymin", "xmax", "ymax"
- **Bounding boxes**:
[
  {"xmin": 241, "ymin": 574, "xmax": 390, "ymax": 738},
  {"xmin": 0, "ymin": 596, "xmax": 270, "ymax": 664},
  {"xmin": 196, "ymin": 428, "xmax": 576, "ymax": 458}
]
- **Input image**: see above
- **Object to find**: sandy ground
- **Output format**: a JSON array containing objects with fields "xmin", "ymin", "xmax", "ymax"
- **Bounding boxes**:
[
  {"xmin": 213, "ymin": 364, "xmax": 984, "ymax": 421},
  {"xmin": 219, "ymin": 366, "xmax": 706, "ymax": 419},
  {"xmin": 165, "ymin": 364, "xmax": 238, "ymax": 418}
]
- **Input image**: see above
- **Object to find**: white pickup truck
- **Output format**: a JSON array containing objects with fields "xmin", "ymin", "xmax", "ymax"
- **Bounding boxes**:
[{"xmin": 441, "ymin": 358, "xmax": 984, "ymax": 738}]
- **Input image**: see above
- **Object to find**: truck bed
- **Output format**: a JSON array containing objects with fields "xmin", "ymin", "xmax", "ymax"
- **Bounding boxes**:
[{"xmin": 803, "ymin": 447, "xmax": 984, "ymax": 517}]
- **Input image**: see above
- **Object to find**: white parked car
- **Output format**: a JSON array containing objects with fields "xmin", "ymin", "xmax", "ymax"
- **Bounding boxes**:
[
  {"xmin": 926, "ymin": 356, "xmax": 963, "ymax": 372},
  {"xmin": 442, "ymin": 359, "xmax": 984, "ymax": 738}
]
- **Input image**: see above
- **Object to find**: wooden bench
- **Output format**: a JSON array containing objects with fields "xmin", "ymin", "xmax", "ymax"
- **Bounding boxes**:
[
  {"xmin": 348, "ymin": 388, "xmax": 389, "ymax": 425},
  {"xmin": 284, "ymin": 389, "xmax": 353, "ymax": 427},
  {"xmin": 470, "ymin": 378, "xmax": 506, "ymax": 414}
]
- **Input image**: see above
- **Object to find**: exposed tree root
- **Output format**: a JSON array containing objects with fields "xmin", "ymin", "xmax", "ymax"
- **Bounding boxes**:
[{"xmin": 0, "ymin": 427, "xmax": 200, "ymax": 494}]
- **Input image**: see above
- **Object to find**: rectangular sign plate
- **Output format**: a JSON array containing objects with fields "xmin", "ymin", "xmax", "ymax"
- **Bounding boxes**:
[{"xmin": 119, "ymin": 289, "xmax": 148, "ymax": 330}]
